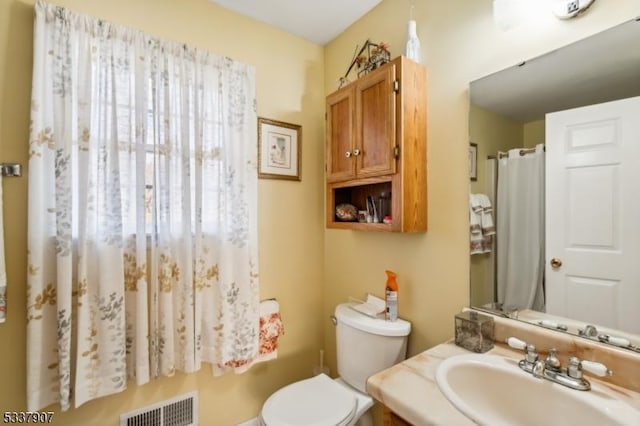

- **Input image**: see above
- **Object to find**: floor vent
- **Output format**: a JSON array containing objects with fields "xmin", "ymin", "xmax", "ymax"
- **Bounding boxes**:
[{"xmin": 120, "ymin": 391, "xmax": 198, "ymax": 426}]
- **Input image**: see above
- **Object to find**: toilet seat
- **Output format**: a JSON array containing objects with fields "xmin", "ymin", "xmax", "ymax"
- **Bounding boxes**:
[{"xmin": 261, "ymin": 374, "xmax": 357, "ymax": 426}]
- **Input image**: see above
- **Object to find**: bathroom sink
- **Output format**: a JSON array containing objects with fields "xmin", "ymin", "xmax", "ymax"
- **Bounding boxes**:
[{"xmin": 435, "ymin": 354, "xmax": 640, "ymax": 426}]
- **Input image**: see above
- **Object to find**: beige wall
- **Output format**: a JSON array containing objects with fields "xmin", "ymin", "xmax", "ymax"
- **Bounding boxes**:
[
  {"xmin": 524, "ymin": 119, "xmax": 546, "ymax": 148},
  {"xmin": 0, "ymin": 0, "xmax": 325, "ymax": 424},
  {"xmin": 322, "ymin": 0, "xmax": 638, "ymax": 374},
  {"xmin": 2, "ymin": 0, "xmax": 639, "ymax": 424},
  {"xmin": 469, "ymin": 104, "xmax": 524, "ymax": 195}
]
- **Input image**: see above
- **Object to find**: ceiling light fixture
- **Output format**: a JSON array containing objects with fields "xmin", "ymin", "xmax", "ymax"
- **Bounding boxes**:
[
  {"xmin": 493, "ymin": 0, "xmax": 597, "ymax": 31},
  {"xmin": 551, "ymin": 0, "xmax": 596, "ymax": 19}
]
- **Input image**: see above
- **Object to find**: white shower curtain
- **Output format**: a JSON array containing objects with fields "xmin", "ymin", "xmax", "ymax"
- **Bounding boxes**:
[
  {"xmin": 27, "ymin": 0, "xmax": 259, "ymax": 411},
  {"xmin": 496, "ymin": 144, "xmax": 545, "ymax": 311}
]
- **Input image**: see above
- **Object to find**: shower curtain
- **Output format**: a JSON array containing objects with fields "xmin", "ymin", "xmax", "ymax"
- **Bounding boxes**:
[{"xmin": 496, "ymin": 144, "xmax": 545, "ymax": 311}]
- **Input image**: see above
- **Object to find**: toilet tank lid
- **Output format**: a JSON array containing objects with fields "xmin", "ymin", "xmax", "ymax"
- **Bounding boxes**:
[{"xmin": 335, "ymin": 303, "xmax": 411, "ymax": 337}]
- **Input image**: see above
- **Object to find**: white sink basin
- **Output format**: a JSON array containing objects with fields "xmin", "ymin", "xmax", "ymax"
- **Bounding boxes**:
[{"xmin": 435, "ymin": 354, "xmax": 640, "ymax": 426}]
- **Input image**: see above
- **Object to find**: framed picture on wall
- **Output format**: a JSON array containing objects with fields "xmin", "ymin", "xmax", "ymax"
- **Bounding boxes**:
[
  {"xmin": 469, "ymin": 143, "xmax": 478, "ymax": 181},
  {"xmin": 258, "ymin": 117, "xmax": 302, "ymax": 181}
]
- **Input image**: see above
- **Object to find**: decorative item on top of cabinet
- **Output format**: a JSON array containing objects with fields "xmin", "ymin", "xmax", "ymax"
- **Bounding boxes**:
[
  {"xmin": 338, "ymin": 39, "xmax": 391, "ymax": 89},
  {"xmin": 326, "ymin": 56, "xmax": 427, "ymax": 233}
]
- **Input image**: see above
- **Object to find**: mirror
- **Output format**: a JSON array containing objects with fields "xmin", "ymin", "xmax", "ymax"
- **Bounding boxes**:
[{"xmin": 469, "ymin": 18, "xmax": 640, "ymax": 353}]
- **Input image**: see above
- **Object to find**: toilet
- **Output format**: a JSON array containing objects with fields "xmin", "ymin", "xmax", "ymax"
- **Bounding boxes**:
[{"xmin": 260, "ymin": 303, "xmax": 411, "ymax": 426}]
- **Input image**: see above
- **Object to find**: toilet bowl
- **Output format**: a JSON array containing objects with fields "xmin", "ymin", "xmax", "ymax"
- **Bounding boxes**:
[
  {"xmin": 259, "ymin": 374, "xmax": 373, "ymax": 426},
  {"xmin": 259, "ymin": 303, "xmax": 410, "ymax": 426}
]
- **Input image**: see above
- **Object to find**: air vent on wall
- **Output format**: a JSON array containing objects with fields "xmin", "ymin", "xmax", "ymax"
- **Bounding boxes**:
[{"xmin": 120, "ymin": 391, "xmax": 198, "ymax": 426}]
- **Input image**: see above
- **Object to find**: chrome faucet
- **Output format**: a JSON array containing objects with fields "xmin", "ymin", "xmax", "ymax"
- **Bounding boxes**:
[
  {"xmin": 579, "ymin": 324, "xmax": 599, "ymax": 338},
  {"xmin": 531, "ymin": 358, "xmax": 545, "ymax": 378},
  {"xmin": 507, "ymin": 337, "xmax": 612, "ymax": 391},
  {"xmin": 531, "ymin": 348, "xmax": 559, "ymax": 379}
]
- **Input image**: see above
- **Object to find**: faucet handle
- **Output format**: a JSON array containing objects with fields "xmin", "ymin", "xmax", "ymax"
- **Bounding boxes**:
[
  {"xmin": 582, "ymin": 360, "xmax": 613, "ymax": 377},
  {"xmin": 567, "ymin": 357, "xmax": 612, "ymax": 379},
  {"xmin": 506, "ymin": 337, "xmax": 527, "ymax": 350},
  {"xmin": 506, "ymin": 337, "xmax": 538, "ymax": 363},
  {"xmin": 598, "ymin": 334, "xmax": 631, "ymax": 348},
  {"xmin": 567, "ymin": 357, "xmax": 583, "ymax": 379}
]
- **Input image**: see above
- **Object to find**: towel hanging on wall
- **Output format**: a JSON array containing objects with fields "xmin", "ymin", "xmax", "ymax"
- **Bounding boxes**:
[
  {"xmin": 470, "ymin": 193, "xmax": 496, "ymax": 255},
  {"xmin": 257, "ymin": 299, "xmax": 284, "ymax": 363}
]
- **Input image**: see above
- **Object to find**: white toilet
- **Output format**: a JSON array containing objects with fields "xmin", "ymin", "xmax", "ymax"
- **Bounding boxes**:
[{"xmin": 260, "ymin": 303, "xmax": 411, "ymax": 426}]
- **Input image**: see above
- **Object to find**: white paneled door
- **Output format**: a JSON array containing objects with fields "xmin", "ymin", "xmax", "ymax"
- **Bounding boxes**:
[{"xmin": 546, "ymin": 96, "xmax": 640, "ymax": 334}]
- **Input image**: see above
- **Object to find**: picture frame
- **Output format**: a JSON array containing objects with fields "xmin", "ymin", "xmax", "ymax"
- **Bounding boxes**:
[
  {"xmin": 258, "ymin": 117, "xmax": 302, "ymax": 181},
  {"xmin": 469, "ymin": 143, "xmax": 478, "ymax": 181}
]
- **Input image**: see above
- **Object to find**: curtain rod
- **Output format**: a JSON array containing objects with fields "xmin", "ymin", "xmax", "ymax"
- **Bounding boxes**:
[{"xmin": 487, "ymin": 145, "xmax": 545, "ymax": 160}]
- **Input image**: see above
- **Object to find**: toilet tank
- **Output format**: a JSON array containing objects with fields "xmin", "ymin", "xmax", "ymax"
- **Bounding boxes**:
[{"xmin": 335, "ymin": 303, "xmax": 411, "ymax": 393}]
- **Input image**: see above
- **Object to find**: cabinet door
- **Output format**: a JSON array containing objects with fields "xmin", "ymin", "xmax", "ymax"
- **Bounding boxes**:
[
  {"xmin": 326, "ymin": 88, "xmax": 356, "ymax": 182},
  {"xmin": 355, "ymin": 64, "xmax": 397, "ymax": 178}
]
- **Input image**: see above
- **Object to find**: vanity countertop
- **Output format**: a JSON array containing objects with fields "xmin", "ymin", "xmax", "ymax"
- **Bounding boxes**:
[
  {"xmin": 365, "ymin": 341, "xmax": 496, "ymax": 425},
  {"xmin": 366, "ymin": 341, "xmax": 640, "ymax": 425}
]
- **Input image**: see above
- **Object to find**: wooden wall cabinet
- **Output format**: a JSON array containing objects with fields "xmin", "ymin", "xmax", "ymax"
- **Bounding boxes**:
[{"xmin": 325, "ymin": 56, "xmax": 427, "ymax": 232}]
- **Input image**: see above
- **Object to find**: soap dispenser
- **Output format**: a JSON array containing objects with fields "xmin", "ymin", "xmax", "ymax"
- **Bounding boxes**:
[
  {"xmin": 405, "ymin": 5, "xmax": 422, "ymax": 63},
  {"xmin": 385, "ymin": 270, "xmax": 399, "ymax": 322}
]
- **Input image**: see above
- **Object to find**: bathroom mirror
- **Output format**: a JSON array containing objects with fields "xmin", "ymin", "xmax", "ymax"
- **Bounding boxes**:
[{"xmin": 468, "ymin": 17, "xmax": 640, "ymax": 352}]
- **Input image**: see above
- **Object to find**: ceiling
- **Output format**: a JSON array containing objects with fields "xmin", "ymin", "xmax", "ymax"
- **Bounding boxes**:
[
  {"xmin": 470, "ymin": 18, "xmax": 640, "ymax": 123},
  {"xmin": 209, "ymin": 0, "xmax": 382, "ymax": 46}
]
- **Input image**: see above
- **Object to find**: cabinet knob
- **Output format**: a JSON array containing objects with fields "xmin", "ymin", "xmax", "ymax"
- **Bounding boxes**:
[
  {"xmin": 353, "ymin": 149, "xmax": 361, "ymax": 156},
  {"xmin": 345, "ymin": 151, "xmax": 352, "ymax": 158}
]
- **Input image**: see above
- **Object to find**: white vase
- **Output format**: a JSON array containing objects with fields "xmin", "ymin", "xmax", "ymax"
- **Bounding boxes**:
[{"xmin": 405, "ymin": 20, "xmax": 422, "ymax": 63}]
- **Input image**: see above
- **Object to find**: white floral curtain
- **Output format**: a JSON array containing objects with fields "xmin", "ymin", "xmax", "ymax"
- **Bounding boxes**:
[{"xmin": 27, "ymin": 0, "xmax": 259, "ymax": 411}]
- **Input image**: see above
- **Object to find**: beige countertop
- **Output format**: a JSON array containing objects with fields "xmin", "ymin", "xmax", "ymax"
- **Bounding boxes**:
[
  {"xmin": 366, "ymin": 342, "xmax": 516, "ymax": 425},
  {"xmin": 366, "ymin": 340, "xmax": 640, "ymax": 425}
]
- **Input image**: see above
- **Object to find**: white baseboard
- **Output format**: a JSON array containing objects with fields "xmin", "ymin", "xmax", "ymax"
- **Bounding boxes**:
[{"xmin": 236, "ymin": 417, "xmax": 259, "ymax": 426}]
